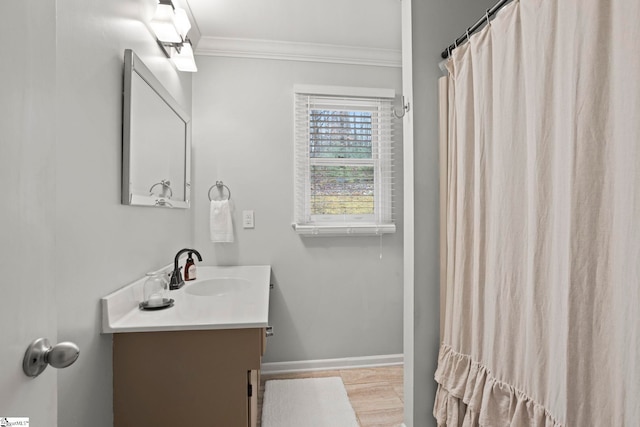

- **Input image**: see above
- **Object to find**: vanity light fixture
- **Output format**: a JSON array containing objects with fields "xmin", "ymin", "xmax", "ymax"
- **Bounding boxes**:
[
  {"xmin": 173, "ymin": 7, "xmax": 191, "ymax": 39},
  {"xmin": 150, "ymin": 2, "xmax": 181, "ymax": 43},
  {"xmin": 171, "ymin": 40, "xmax": 198, "ymax": 72},
  {"xmin": 150, "ymin": 0, "xmax": 197, "ymax": 72}
]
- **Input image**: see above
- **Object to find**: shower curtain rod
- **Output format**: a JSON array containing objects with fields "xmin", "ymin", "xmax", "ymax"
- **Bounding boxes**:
[{"xmin": 440, "ymin": 0, "xmax": 514, "ymax": 59}]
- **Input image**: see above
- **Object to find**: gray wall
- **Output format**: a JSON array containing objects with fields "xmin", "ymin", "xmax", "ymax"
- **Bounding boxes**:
[
  {"xmin": 192, "ymin": 56, "xmax": 404, "ymax": 363},
  {"xmin": 410, "ymin": 0, "xmax": 497, "ymax": 426},
  {"xmin": 54, "ymin": 1, "xmax": 193, "ymax": 425}
]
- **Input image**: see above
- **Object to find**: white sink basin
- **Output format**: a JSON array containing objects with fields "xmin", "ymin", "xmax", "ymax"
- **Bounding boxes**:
[
  {"xmin": 101, "ymin": 265, "xmax": 271, "ymax": 333},
  {"xmin": 184, "ymin": 277, "xmax": 251, "ymax": 297}
]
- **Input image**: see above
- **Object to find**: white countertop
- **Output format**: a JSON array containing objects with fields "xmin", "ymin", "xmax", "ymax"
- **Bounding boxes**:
[{"xmin": 101, "ymin": 265, "xmax": 271, "ymax": 334}]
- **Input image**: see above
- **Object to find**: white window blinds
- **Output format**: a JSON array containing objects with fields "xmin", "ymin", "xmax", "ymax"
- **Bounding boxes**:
[{"xmin": 293, "ymin": 86, "xmax": 396, "ymax": 236}]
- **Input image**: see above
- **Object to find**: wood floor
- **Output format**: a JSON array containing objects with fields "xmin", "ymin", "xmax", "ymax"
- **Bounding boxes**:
[{"xmin": 259, "ymin": 365, "xmax": 404, "ymax": 427}]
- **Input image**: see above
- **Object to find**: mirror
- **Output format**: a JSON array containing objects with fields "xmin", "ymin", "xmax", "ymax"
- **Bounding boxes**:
[{"xmin": 122, "ymin": 49, "xmax": 191, "ymax": 208}]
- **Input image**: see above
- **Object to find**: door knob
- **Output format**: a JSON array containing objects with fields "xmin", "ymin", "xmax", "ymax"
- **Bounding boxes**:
[{"xmin": 23, "ymin": 338, "xmax": 80, "ymax": 378}]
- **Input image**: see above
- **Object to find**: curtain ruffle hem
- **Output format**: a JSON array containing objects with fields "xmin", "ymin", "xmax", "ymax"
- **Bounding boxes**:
[{"xmin": 434, "ymin": 345, "xmax": 563, "ymax": 427}]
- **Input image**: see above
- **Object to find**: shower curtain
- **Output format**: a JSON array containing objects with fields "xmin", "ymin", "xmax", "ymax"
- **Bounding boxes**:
[{"xmin": 434, "ymin": 0, "xmax": 640, "ymax": 426}]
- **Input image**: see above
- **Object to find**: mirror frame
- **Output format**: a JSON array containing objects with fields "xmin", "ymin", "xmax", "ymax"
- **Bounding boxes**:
[{"xmin": 122, "ymin": 49, "xmax": 191, "ymax": 208}]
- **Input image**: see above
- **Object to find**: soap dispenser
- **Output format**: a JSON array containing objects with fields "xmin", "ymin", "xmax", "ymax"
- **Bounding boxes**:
[{"xmin": 184, "ymin": 252, "xmax": 197, "ymax": 281}]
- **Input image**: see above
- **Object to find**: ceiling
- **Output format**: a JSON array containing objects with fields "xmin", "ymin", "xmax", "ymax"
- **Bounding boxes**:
[{"xmin": 184, "ymin": 0, "xmax": 402, "ymax": 51}]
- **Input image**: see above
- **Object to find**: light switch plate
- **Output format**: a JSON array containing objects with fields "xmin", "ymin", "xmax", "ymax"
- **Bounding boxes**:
[{"xmin": 242, "ymin": 210, "xmax": 254, "ymax": 229}]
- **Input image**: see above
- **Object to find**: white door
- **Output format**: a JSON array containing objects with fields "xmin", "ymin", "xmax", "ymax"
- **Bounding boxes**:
[{"xmin": 0, "ymin": 0, "xmax": 58, "ymax": 424}]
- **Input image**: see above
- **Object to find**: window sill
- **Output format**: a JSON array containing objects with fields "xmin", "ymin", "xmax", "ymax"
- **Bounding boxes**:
[{"xmin": 291, "ymin": 223, "xmax": 396, "ymax": 237}]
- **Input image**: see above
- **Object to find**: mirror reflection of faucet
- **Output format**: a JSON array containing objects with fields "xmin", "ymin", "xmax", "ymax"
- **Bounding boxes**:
[
  {"xmin": 149, "ymin": 179, "xmax": 173, "ymax": 199},
  {"xmin": 169, "ymin": 248, "xmax": 202, "ymax": 290}
]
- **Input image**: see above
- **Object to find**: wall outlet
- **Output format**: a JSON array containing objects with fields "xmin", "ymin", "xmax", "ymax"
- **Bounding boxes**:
[{"xmin": 242, "ymin": 210, "xmax": 255, "ymax": 229}]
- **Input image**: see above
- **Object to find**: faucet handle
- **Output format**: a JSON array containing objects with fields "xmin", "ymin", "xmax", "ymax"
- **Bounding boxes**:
[{"xmin": 169, "ymin": 266, "xmax": 184, "ymax": 290}]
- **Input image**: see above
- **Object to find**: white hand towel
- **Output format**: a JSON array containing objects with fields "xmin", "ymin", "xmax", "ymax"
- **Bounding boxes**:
[{"xmin": 210, "ymin": 200, "xmax": 234, "ymax": 243}]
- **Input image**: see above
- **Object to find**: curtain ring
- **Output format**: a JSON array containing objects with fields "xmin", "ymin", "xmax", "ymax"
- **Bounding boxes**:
[
  {"xmin": 466, "ymin": 27, "xmax": 471, "ymax": 41},
  {"xmin": 485, "ymin": 9, "xmax": 491, "ymax": 24}
]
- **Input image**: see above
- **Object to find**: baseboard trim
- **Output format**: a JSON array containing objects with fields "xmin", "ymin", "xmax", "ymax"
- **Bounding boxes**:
[{"xmin": 261, "ymin": 354, "xmax": 403, "ymax": 375}]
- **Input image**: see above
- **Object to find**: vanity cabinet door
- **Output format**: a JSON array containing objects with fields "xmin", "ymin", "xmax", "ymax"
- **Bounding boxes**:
[
  {"xmin": 114, "ymin": 328, "xmax": 263, "ymax": 427},
  {"xmin": 248, "ymin": 369, "xmax": 259, "ymax": 427}
]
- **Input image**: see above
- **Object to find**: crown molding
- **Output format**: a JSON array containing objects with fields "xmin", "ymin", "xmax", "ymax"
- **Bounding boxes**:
[{"xmin": 194, "ymin": 37, "xmax": 402, "ymax": 68}]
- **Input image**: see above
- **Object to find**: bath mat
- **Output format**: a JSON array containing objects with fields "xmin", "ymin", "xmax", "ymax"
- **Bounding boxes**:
[{"xmin": 261, "ymin": 377, "xmax": 359, "ymax": 427}]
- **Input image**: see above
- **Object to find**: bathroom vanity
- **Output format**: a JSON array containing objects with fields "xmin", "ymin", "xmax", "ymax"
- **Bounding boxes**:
[{"xmin": 102, "ymin": 266, "xmax": 271, "ymax": 427}]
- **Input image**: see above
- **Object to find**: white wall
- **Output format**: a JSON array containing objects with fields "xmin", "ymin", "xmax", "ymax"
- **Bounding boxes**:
[
  {"xmin": 0, "ymin": 1, "xmax": 58, "ymax": 424},
  {"xmin": 54, "ymin": 1, "xmax": 193, "ymax": 425},
  {"xmin": 410, "ymin": 0, "xmax": 497, "ymax": 426},
  {"xmin": 192, "ymin": 56, "xmax": 404, "ymax": 363}
]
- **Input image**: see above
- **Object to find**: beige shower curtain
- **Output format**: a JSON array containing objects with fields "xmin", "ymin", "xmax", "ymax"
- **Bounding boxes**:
[{"xmin": 435, "ymin": 0, "xmax": 640, "ymax": 426}]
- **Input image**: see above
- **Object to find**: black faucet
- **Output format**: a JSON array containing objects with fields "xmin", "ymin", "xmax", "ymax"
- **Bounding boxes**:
[{"xmin": 169, "ymin": 248, "xmax": 202, "ymax": 290}]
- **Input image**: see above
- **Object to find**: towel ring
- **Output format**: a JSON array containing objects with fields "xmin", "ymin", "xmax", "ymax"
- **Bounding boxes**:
[
  {"xmin": 208, "ymin": 181, "xmax": 231, "ymax": 201},
  {"xmin": 149, "ymin": 180, "xmax": 173, "ymax": 198}
]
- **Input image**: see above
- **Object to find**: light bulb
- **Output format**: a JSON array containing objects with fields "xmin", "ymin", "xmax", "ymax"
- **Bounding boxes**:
[
  {"xmin": 174, "ymin": 8, "xmax": 191, "ymax": 40},
  {"xmin": 171, "ymin": 41, "xmax": 198, "ymax": 72},
  {"xmin": 150, "ymin": 3, "xmax": 182, "ymax": 43}
]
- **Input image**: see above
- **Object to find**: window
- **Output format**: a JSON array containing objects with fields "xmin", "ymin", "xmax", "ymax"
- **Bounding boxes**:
[{"xmin": 293, "ymin": 85, "xmax": 396, "ymax": 236}]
